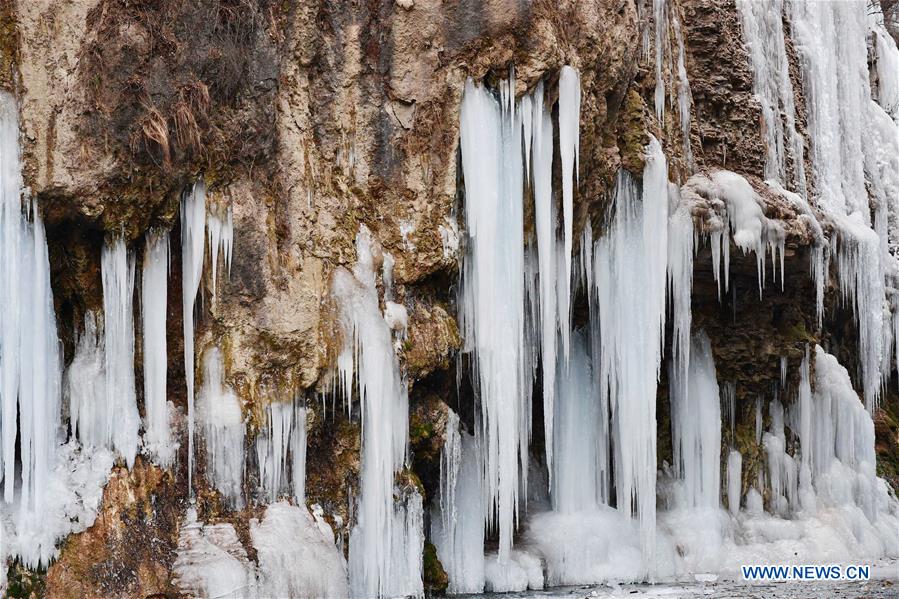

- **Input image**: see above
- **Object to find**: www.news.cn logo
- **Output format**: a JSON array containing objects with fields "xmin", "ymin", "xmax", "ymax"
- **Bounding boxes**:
[{"xmin": 741, "ymin": 564, "xmax": 871, "ymax": 581}]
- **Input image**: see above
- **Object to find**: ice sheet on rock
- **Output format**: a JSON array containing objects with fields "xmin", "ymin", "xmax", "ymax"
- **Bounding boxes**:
[
  {"xmin": 174, "ymin": 508, "xmax": 256, "ymax": 599},
  {"xmin": 737, "ymin": 0, "xmax": 807, "ymax": 196},
  {"xmin": 251, "ymin": 502, "xmax": 349, "ymax": 598}
]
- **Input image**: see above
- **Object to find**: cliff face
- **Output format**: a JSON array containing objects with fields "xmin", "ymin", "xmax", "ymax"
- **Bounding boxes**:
[{"xmin": 1, "ymin": 0, "xmax": 895, "ymax": 596}]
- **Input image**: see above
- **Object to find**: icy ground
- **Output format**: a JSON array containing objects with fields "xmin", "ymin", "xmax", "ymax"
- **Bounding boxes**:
[{"xmin": 468, "ymin": 560, "xmax": 898, "ymax": 598}]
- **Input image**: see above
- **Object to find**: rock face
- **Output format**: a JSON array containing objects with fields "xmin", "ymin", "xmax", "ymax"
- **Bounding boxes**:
[{"xmin": 1, "ymin": 0, "xmax": 897, "ymax": 595}]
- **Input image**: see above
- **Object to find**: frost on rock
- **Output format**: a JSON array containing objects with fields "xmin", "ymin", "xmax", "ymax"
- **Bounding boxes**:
[{"xmin": 199, "ymin": 347, "xmax": 245, "ymax": 508}]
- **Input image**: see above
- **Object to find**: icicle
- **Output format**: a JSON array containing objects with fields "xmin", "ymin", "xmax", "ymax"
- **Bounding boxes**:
[
  {"xmin": 67, "ymin": 313, "xmax": 106, "ymax": 449},
  {"xmin": 590, "ymin": 138, "xmax": 669, "ymax": 563},
  {"xmin": 431, "ymin": 424, "xmax": 486, "ymax": 594},
  {"xmin": 727, "ymin": 450, "xmax": 742, "ymax": 517},
  {"xmin": 257, "ymin": 399, "xmax": 307, "ymax": 504},
  {"xmin": 182, "ymin": 179, "xmax": 207, "ymax": 495},
  {"xmin": 207, "ymin": 202, "xmax": 233, "ymax": 299},
  {"xmin": 736, "ymin": 0, "xmax": 807, "ymax": 197},
  {"xmin": 458, "ymin": 79, "xmax": 527, "ymax": 563},
  {"xmin": 292, "ymin": 407, "xmax": 307, "ymax": 503},
  {"xmin": 830, "ymin": 213, "xmax": 885, "ymax": 411},
  {"xmin": 558, "ymin": 66, "xmax": 580, "ymax": 360},
  {"xmin": 722, "ymin": 381, "xmax": 736, "ymax": 434},
  {"xmin": 101, "ymin": 237, "xmax": 139, "ymax": 467},
  {"xmin": 199, "ymin": 347, "xmax": 245, "ymax": 508},
  {"xmin": 530, "ymin": 81, "xmax": 558, "ymax": 481},
  {"xmin": 667, "ymin": 194, "xmax": 694, "ymax": 389},
  {"xmin": 669, "ymin": 331, "xmax": 721, "ymax": 509},
  {"xmin": 335, "ymin": 226, "xmax": 420, "ymax": 598},
  {"xmin": 142, "ymin": 229, "xmax": 172, "ymax": 466},
  {"xmin": 672, "ymin": 13, "xmax": 693, "ymax": 171},
  {"xmin": 0, "ymin": 181, "xmax": 64, "ymax": 568},
  {"xmin": 763, "ymin": 399, "xmax": 798, "ymax": 516},
  {"xmin": 653, "ymin": 0, "xmax": 667, "ymax": 122}
]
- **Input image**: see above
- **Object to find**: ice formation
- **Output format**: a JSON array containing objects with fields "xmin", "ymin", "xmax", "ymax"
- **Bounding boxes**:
[
  {"xmin": 101, "ymin": 237, "xmax": 140, "ymax": 466},
  {"xmin": 0, "ymin": 89, "xmax": 117, "ymax": 573},
  {"xmin": 142, "ymin": 229, "xmax": 173, "ymax": 466},
  {"xmin": 431, "ymin": 419, "xmax": 486, "ymax": 594},
  {"xmin": 256, "ymin": 399, "xmax": 307, "ymax": 503},
  {"xmin": 459, "ymin": 68, "xmax": 584, "ymax": 562},
  {"xmin": 206, "ymin": 201, "xmax": 233, "ymax": 298},
  {"xmin": 669, "ymin": 332, "xmax": 721, "ymax": 510},
  {"xmin": 174, "ymin": 508, "xmax": 256, "ymax": 598},
  {"xmin": 333, "ymin": 225, "xmax": 422, "ymax": 598},
  {"xmin": 736, "ymin": 0, "xmax": 806, "ymax": 196},
  {"xmin": 181, "ymin": 179, "xmax": 206, "ymax": 494},
  {"xmin": 199, "ymin": 347, "xmax": 245, "ymax": 508},
  {"xmin": 67, "ymin": 313, "xmax": 106, "ymax": 450},
  {"xmin": 458, "ymin": 77, "xmax": 529, "ymax": 562},
  {"xmin": 589, "ymin": 140, "xmax": 669, "ymax": 560},
  {"xmin": 251, "ymin": 502, "xmax": 349, "ymax": 598}
]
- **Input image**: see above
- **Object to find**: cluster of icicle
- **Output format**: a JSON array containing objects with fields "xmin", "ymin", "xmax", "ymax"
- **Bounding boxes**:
[
  {"xmin": 426, "ymin": 2, "xmax": 899, "ymax": 587},
  {"xmin": 330, "ymin": 225, "xmax": 424, "ymax": 598},
  {"xmin": 458, "ymin": 66, "xmax": 581, "ymax": 564}
]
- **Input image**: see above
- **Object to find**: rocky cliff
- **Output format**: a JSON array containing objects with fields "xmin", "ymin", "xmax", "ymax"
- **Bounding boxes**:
[{"xmin": 1, "ymin": 0, "xmax": 898, "ymax": 596}]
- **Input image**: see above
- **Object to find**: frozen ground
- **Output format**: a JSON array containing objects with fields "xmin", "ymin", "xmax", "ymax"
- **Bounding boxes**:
[{"xmin": 467, "ymin": 560, "xmax": 898, "ymax": 598}]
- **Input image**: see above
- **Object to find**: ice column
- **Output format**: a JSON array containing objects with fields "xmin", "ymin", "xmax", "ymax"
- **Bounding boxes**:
[
  {"xmin": 142, "ymin": 229, "xmax": 172, "ymax": 465},
  {"xmin": 102, "ymin": 237, "xmax": 139, "ymax": 467},
  {"xmin": 458, "ymin": 79, "xmax": 528, "ymax": 562},
  {"xmin": 182, "ymin": 180, "xmax": 206, "ymax": 493},
  {"xmin": 199, "ymin": 347, "xmax": 245, "ymax": 508},
  {"xmin": 431, "ymin": 423, "xmax": 486, "ymax": 594},
  {"xmin": 669, "ymin": 331, "xmax": 721, "ymax": 509},
  {"xmin": 589, "ymin": 138, "xmax": 669, "ymax": 559},
  {"xmin": 335, "ymin": 226, "xmax": 420, "ymax": 598}
]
